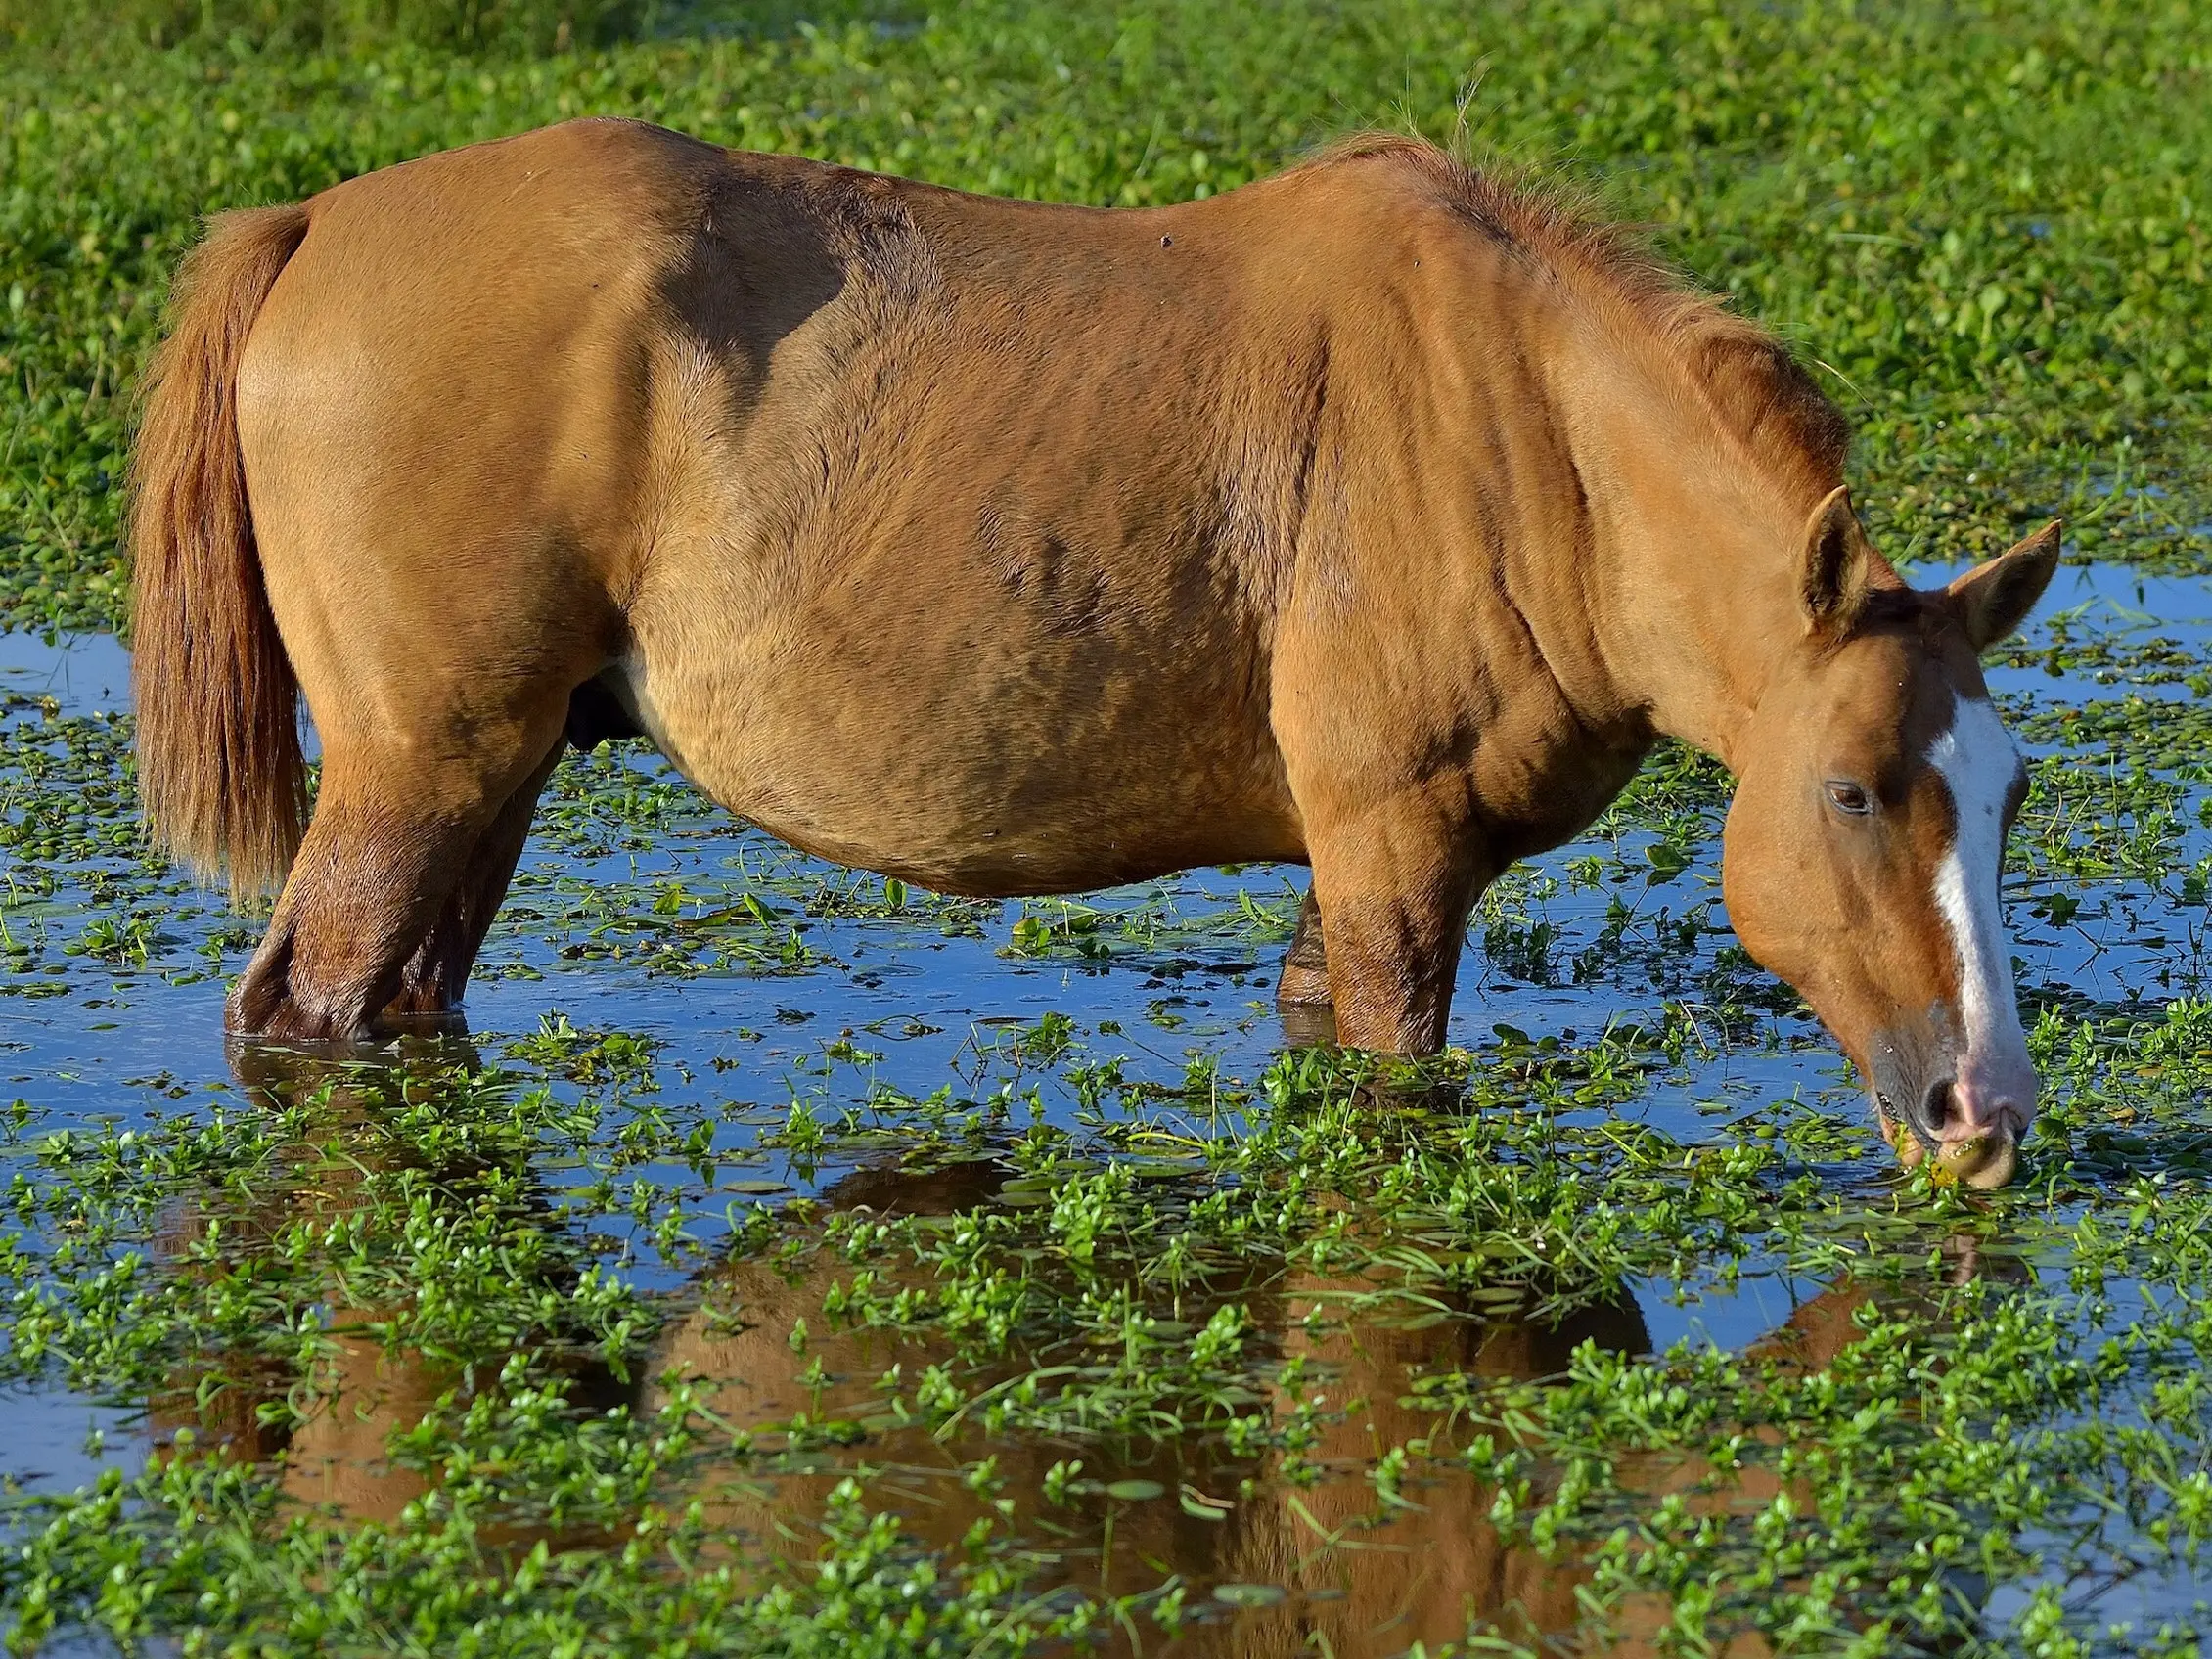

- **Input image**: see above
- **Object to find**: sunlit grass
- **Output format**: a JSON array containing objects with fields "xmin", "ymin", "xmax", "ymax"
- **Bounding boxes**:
[{"xmin": 4, "ymin": 3, "xmax": 2212, "ymax": 1654}]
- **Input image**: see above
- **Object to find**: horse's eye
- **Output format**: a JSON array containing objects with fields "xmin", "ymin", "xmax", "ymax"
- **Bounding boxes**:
[{"xmin": 1826, "ymin": 780, "xmax": 1874, "ymax": 817}]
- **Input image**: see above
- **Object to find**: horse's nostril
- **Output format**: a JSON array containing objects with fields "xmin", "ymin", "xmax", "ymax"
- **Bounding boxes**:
[{"xmin": 1922, "ymin": 1078, "xmax": 1956, "ymax": 1133}]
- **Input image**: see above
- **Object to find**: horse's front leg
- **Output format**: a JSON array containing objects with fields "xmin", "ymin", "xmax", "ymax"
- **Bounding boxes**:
[{"xmin": 1297, "ymin": 799, "xmax": 1493, "ymax": 1054}]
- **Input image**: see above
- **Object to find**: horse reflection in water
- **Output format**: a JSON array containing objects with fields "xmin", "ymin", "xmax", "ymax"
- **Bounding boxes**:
[
  {"xmin": 150, "ymin": 1041, "xmax": 637, "ymax": 1542},
  {"xmin": 652, "ymin": 1156, "xmax": 1649, "ymax": 1653},
  {"xmin": 155, "ymin": 1048, "xmax": 2018, "ymax": 1654}
]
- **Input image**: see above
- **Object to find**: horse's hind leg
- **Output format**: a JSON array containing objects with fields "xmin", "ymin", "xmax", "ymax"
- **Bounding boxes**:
[
  {"xmin": 382, "ymin": 737, "xmax": 568, "ymax": 1019},
  {"xmin": 383, "ymin": 679, "xmax": 641, "ymax": 1017},
  {"xmin": 228, "ymin": 712, "xmax": 566, "ymax": 1040}
]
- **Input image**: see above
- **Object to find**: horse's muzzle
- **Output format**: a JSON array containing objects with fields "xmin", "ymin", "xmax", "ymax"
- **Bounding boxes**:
[{"xmin": 1871, "ymin": 1042, "xmax": 2034, "ymax": 1191}]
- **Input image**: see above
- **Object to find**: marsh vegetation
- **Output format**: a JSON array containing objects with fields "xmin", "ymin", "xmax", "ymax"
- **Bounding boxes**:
[{"xmin": 2, "ymin": 2, "xmax": 2211, "ymax": 1653}]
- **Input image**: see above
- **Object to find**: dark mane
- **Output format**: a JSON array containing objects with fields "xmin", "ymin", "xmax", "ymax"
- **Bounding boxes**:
[{"xmin": 1310, "ymin": 135, "xmax": 1850, "ymax": 494}]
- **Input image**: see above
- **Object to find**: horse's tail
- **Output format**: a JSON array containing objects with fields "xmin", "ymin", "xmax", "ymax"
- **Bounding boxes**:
[{"xmin": 129, "ymin": 203, "xmax": 311, "ymax": 902}]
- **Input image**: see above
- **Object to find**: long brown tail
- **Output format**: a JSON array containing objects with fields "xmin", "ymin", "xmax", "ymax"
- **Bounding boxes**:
[{"xmin": 129, "ymin": 203, "xmax": 310, "ymax": 902}]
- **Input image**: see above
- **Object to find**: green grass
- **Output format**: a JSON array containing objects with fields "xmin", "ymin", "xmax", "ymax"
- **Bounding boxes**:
[
  {"xmin": 0, "ymin": 0, "xmax": 2209, "ymax": 631},
  {"xmin": 0, "ymin": 0, "xmax": 648, "ymax": 57},
  {"xmin": 6, "ymin": 3, "xmax": 2212, "ymax": 1656}
]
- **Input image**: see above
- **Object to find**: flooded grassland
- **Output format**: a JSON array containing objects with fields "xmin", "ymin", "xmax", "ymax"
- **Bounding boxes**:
[
  {"xmin": 5, "ymin": 560, "xmax": 2212, "ymax": 1655},
  {"xmin": 2, "ymin": 2, "xmax": 2211, "ymax": 1652}
]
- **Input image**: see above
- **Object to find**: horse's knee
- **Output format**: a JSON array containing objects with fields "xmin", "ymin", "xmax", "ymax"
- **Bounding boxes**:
[{"xmin": 1300, "ymin": 830, "xmax": 1491, "ymax": 1055}]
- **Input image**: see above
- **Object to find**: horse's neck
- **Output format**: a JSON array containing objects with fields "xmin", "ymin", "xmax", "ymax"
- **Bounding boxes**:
[{"xmin": 1545, "ymin": 328, "xmax": 1831, "ymax": 771}]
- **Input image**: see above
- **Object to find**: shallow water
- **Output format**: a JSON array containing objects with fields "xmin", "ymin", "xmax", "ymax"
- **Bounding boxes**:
[{"xmin": 6, "ymin": 560, "xmax": 2212, "ymax": 1653}]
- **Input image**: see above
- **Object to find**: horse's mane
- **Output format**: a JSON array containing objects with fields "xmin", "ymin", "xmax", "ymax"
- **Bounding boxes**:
[{"xmin": 1308, "ymin": 135, "xmax": 1850, "ymax": 495}]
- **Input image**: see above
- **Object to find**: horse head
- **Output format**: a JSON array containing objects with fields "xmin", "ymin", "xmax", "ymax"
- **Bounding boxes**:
[{"xmin": 1723, "ymin": 488, "xmax": 2060, "ymax": 1188}]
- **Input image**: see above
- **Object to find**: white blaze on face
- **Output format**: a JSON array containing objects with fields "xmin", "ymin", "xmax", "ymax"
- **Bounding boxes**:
[{"xmin": 1925, "ymin": 694, "xmax": 2035, "ymax": 1114}]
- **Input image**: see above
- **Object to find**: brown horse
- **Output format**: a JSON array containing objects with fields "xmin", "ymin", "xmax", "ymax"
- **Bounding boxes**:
[{"xmin": 130, "ymin": 120, "xmax": 2059, "ymax": 1186}]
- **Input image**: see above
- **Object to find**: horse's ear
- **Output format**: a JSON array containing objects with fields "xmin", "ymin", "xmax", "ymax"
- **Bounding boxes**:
[
  {"xmin": 1798, "ymin": 484, "xmax": 1874, "ymax": 637},
  {"xmin": 1946, "ymin": 520, "xmax": 2062, "ymax": 652}
]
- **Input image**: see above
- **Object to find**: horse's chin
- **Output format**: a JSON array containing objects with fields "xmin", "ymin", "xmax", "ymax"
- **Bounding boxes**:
[
  {"xmin": 1936, "ymin": 1134, "xmax": 2018, "ymax": 1190},
  {"xmin": 1877, "ymin": 1098, "xmax": 2018, "ymax": 1190}
]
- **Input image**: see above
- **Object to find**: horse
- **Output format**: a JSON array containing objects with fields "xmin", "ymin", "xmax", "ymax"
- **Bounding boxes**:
[{"xmin": 129, "ymin": 120, "xmax": 2060, "ymax": 1188}]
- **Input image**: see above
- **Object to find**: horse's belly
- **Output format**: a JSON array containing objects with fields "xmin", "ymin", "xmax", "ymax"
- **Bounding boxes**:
[
  {"xmin": 612, "ymin": 641, "xmax": 1301, "ymax": 897},
  {"xmin": 605, "ymin": 173, "xmax": 1307, "ymax": 893}
]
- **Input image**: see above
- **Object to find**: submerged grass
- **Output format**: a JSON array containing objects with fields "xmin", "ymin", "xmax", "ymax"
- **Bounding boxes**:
[
  {"xmin": 9, "ymin": 563, "xmax": 2212, "ymax": 1651},
  {"xmin": 7, "ymin": 994, "xmax": 2212, "ymax": 1653},
  {"xmin": 4, "ymin": 1, "xmax": 2212, "ymax": 1655}
]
